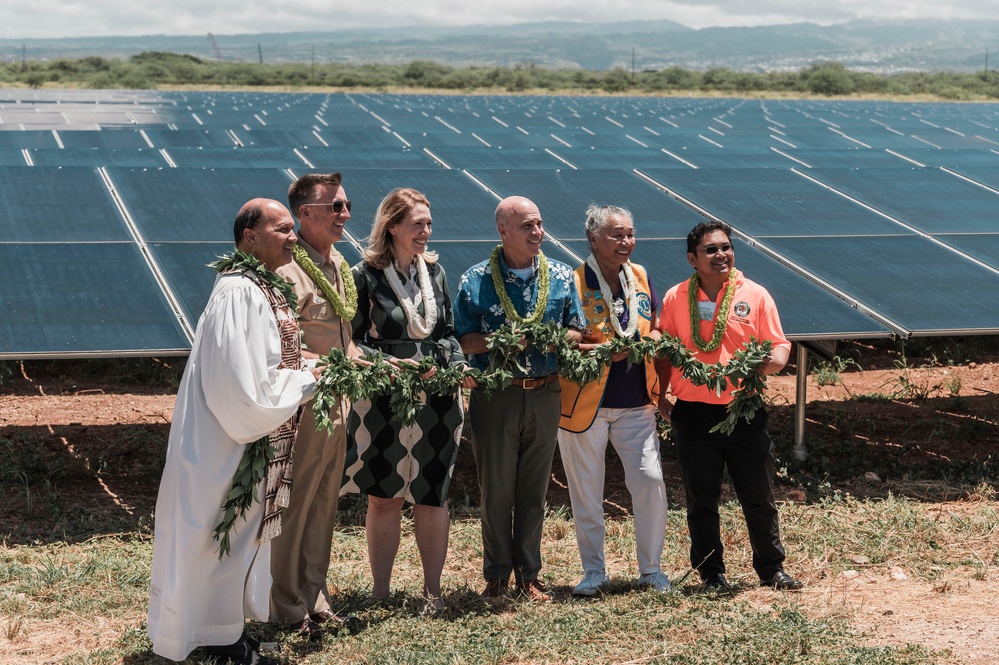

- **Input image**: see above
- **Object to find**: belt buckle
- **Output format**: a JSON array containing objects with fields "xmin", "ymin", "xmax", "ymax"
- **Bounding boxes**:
[{"xmin": 521, "ymin": 375, "xmax": 551, "ymax": 390}]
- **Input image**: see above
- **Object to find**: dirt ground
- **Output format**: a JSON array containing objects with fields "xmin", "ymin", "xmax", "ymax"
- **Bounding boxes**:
[{"xmin": 1, "ymin": 352, "xmax": 998, "ymax": 663}]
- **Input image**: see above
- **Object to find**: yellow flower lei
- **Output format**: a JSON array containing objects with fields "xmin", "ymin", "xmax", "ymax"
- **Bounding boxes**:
[
  {"xmin": 292, "ymin": 244, "xmax": 358, "ymax": 321},
  {"xmin": 688, "ymin": 268, "xmax": 738, "ymax": 353},
  {"xmin": 490, "ymin": 244, "xmax": 550, "ymax": 326}
]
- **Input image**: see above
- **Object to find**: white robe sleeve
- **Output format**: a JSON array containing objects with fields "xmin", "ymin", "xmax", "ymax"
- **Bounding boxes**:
[{"xmin": 199, "ymin": 277, "xmax": 316, "ymax": 444}]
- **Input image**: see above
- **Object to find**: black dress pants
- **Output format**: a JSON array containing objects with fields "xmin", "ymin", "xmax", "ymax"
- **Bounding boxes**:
[{"xmin": 672, "ymin": 398, "xmax": 786, "ymax": 580}]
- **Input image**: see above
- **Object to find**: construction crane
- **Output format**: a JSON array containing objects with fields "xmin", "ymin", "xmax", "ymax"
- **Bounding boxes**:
[{"xmin": 207, "ymin": 33, "xmax": 222, "ymax": 60}]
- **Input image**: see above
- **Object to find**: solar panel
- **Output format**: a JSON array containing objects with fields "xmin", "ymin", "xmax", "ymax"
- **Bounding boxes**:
[
  {"xmin": 295, "ymin": 146, "xmax": 439, "ymax": 170},
  {"xmin": 107, "ymin": 167, "xmax": 294, "ymax": 242},
  {"xmin": 28, "ymin": 148, "xmax": 167, "ymax": 168},
  {"xmin": 945, "ymin": 165, "xmax": 999, "ymax": 190},
  {"xmin": 640, "ymin": 167, "xmax": 917, "ymax": 237},
  {"xmin": 0, "ymin": 148, "xmax": 27, "ymax": 165},
  {"xmin": 57, "ymin": 129, "xmax": 150, "ymax": 149},
  {"xmin": 163, "ymin": 147, "xmax": 310, "ymax": 169},
  {"xmin": 142, "ymin": 128, "xmax": 237, "ymax": 148},
  {"xmin": 0, "ymin": 130, "xmax": 60, "ymax": 150},
  {"xmin": 328, "ymin": 168, "xmax": 501, "ymax": 241},
  {"xmin": 546, "ymin": 147, "xmax": 693, "ymax": 171},
  {"xmin": 229, "ymin": 128, "xmax": 331, "ymax": 149},
  {"xmin": 0, "ymin": 166, "xmax": 131, "ymax": 242},
  {"xmin": 316, "ymin": 129, "xmax": 408, "ymax": 148},
  {"xmin": 776, "ymin": 148, "xmax": 913, "ymax": 169},
  {"xmin": 0, "ymin": 243, "xmax": 190, "ymax": 358},
  {"xmin": 762, "ymin": 235, "xmax": 999, "ymax": 335},
  {"xmin": 892, "ymin": 149, "xmax": 999, "ymax": 169},
  {"xmin": 151, "ymin": 240, "xmax": 365, "ymax": 323},
  {"xmin": 428, "ymin": 239, "xmax": 581, "ymax": 286},
  {"xmin": 803, "ymin": 167, "xmax": 999, "ymax": 234},
  {"xmin": 9, "ymin": 90, "xmax": 999, "ymax": 357},
  {"xmin": 424, "ymin": 146, "xmax": 566, "ymax": 170},
  {"xmin": 466, "ymin": 168, "xmax": 704, "ymax": 239},
  {"xmin": 936, "ymin": 234, "xmax": 999, "ymax": 272}
]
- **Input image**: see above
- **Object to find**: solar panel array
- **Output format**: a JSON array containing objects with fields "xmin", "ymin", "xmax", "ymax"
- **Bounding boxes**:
[{"xmin": 3, "ymin": 89, "xmax": 999, "ymax": 358}]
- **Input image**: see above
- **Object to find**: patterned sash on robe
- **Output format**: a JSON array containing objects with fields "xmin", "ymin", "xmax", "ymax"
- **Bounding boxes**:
[{"xmin": 237, "ymin": 268, "xmax": 305, "ymax": 543}]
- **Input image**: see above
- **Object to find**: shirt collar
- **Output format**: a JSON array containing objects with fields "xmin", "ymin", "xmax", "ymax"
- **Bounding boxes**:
[
  {"xmin": 298, "ymin": 238, "xmax": 342, "ymax": 267},
  {"xmin": 497, "ymin": 251, "xmax": 538, "ymax": 281}
]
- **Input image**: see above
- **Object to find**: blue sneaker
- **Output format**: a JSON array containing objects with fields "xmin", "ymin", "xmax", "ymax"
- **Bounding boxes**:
[
  {"xmin": 572, "ymin": 570, "xmax": 610, "ymax": 596},
  {"xmin": 637, "ymin": 571, "xmax": 672, "ymax": 592}
]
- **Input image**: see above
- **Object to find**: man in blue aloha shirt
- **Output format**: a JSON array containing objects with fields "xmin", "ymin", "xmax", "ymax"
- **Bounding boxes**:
[{"xmin": 455, "ymin": 195, "xmax": 585, "ymax": 602}]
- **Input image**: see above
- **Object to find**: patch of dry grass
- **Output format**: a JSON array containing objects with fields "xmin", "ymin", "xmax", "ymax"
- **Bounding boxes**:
[{"xmin": 3, "ymin": 494, "xmax": 996, "ymax": 664}]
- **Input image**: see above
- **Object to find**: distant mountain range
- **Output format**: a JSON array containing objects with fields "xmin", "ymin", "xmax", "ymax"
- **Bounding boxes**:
[{"xmin": 3, "ymin": 19, "xmax": 998, "ymax": 74}]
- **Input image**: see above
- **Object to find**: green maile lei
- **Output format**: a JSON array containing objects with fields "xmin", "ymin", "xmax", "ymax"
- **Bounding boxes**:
[
  {"xmin": 211, "ymin": 249, "xmax": 298, "ymax": 311},
  {"xmin": 312, "ymin": 320, "xmax": 772, "ymax": 438},
  {"xmin": 207, "ymin": 250, "xmax": 296, "ymax": 558},
  {"xmin": 292, "ymin": 244, "xmax": 358, "ymax": 321},
  {"xmin": 489, "ymin": 245, "xmax": 550, "ymax": 326},
  {"xmin": 688, "ymin": 268, "xmax": 738, "ymax": 353}
]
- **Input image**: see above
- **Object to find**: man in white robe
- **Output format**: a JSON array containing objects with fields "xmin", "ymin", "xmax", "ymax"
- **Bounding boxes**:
[{"xmin": 148, "ymin": 199, "xmax": 321, "ymax": 664}]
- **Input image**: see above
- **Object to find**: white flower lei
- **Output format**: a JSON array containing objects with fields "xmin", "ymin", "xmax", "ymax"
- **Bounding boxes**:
[
  {"xmin": 385, "ymin": 254, "xmax": 438, "ymax": 339},
  {"xmin": 586, "ymin": 253, "xmax": 639, "ymax": 339}
]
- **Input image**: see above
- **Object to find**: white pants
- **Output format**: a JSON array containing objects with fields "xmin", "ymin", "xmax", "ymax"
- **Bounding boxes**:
[{"xmin": 558, "ymin": 405, "xmax": 668, "ymax": 575}]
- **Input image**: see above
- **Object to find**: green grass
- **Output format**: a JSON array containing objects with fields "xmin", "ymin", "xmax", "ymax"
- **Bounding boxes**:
[{"xmin": 4, "ymin": 496, "xmax": 993, "ymax": 664}]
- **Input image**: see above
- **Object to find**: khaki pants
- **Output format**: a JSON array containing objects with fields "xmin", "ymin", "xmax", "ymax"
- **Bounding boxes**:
[{"xmin": 269, "ymin": 397, "xmax": 347, "ymax": 622}]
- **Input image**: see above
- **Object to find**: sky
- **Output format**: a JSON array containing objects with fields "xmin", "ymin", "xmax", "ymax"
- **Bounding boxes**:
[{"xmin": 0, "ymin": 0, "xmax": 995, "ymax": 40}]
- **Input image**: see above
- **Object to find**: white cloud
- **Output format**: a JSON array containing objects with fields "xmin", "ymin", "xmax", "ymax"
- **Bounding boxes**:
[{"xmin": 0, "ymin": 0, "xmax": 996, "ymax": 39}]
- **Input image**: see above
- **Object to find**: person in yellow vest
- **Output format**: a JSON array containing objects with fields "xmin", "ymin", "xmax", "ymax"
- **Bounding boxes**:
[{"xmin": 557, "ymin": 204, "xmax": 671, "ymax": 596}]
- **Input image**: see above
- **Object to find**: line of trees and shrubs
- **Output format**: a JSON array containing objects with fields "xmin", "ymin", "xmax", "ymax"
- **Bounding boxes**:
[{"xmin": 3, "ymin": 52, "xmax": 999, "ymax": 99}]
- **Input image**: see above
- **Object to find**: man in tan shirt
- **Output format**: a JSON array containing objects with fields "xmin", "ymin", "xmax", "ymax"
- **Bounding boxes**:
[{"xmin": 271, "ymin": 172, "xmax": 359, "ymax": 639}]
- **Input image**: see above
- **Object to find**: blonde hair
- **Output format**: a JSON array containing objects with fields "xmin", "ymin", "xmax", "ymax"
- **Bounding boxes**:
[{"xmin": 362, "ymin": 187, "xmax": 439, "ymax": 270}]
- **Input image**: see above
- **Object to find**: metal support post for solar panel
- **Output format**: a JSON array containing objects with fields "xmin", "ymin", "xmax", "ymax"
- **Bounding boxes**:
[{"xmin": 793, "ymin": 344, "xmax": 808, "ymax": 462}]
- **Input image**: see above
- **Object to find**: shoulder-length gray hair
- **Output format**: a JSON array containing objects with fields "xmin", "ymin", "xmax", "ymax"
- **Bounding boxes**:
[{"xmin": 362, "ymin": 187, "xmax": 439, "ymax": 270}]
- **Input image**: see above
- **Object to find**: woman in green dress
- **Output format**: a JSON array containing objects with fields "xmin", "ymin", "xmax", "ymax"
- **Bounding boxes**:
[{"xmin": 344, "ymin": 187, "xmax": 473, "ymax": 613}]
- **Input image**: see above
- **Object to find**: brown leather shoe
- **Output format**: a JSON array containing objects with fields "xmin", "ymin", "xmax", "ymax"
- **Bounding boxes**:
[
  {"xmin": 310, "ymin": 609, "xmax": 344, "ymax": 624},
  {"xmin": 480, "ymin": 579, "xmax": 509, "ymax": 598},
  {"xmin": 289, "ymin": 616, "xmax": 325, "ymax": 641},
  {"xmin": 312, "ymin": 609, "xmax": 361, "ymax": 633},
  {"xmin": 516, "ymin": 579, "xmax": 552, "ymax": 602}
]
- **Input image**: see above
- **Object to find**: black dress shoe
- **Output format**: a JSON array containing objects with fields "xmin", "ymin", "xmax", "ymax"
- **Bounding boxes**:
[
  {"xmin": 760, "ymin": 570, "xmax": 804, "ymax": 591},
  {"xmin": 701, "ymin": 573, "xmax": 732, "ymax": 591},
  {"xmin": 201, "ymin": 635, "xmax": 280, "ymax": 664},
  {"xmin": 289, "ymin": 616, "xmax": 325, "ymax": 641}
]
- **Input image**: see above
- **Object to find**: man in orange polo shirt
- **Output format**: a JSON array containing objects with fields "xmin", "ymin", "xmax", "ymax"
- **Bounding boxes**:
[{"xmin": 659, "ymin": 220, "xmax": 802, "ymax": 592}]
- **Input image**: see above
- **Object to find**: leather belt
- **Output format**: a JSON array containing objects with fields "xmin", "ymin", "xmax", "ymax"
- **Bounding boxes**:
[{"xmin": 510, "ymin": 374, "xmax": 558, "ymax": 390}]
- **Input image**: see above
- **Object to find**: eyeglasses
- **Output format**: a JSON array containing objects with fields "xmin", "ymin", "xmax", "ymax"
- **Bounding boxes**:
[
  {"xmin": 697, "ymin": 243, "xmax": 733, "ymax": 255},
  {"xmin": 302, "ymin": 200, "xmax": 352, "ymax": 214}
]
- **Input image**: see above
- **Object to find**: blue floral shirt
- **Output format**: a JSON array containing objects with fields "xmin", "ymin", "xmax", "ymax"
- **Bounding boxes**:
[{"xmin": 454, "ymin": 251, "xmax": 586, "ymax": 377}]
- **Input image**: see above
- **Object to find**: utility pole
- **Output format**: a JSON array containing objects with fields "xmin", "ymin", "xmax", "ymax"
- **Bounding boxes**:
[
  {"xmin": 632, "ymin": 46, "xmax": 636, "ymax": 85},
  {"xmin": 207, "ymin": 33, "xmax": 222, "ymax": 61},
  {"xmin": 311, "ymin": 45, "xmax": 316, "ymax": 82},
  {"xmin": 258, "ymin": 43, "xmax": 263, "ymax": 64},
  {"xmin": 985, "ymin": 48, "xmax": 990, "ymax": 81},
  {"xmin": 21, "ymin": 44, "xmax": 26, "ymax": 72}
]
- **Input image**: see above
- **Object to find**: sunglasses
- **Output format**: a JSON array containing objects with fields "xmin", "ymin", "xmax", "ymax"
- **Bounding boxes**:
[
  {"xmin": 302, "ymin": 199, "xmax": 352, "ymax": 214},
  {"xmin": 697, "ymin": 243, "xmax": 733, "ymax": 255}
]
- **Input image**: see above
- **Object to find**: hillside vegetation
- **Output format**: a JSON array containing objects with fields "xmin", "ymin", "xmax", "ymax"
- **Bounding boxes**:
[{"xmin": 4, "ymin": 52, "xmax": 999, "ymax": 100}]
